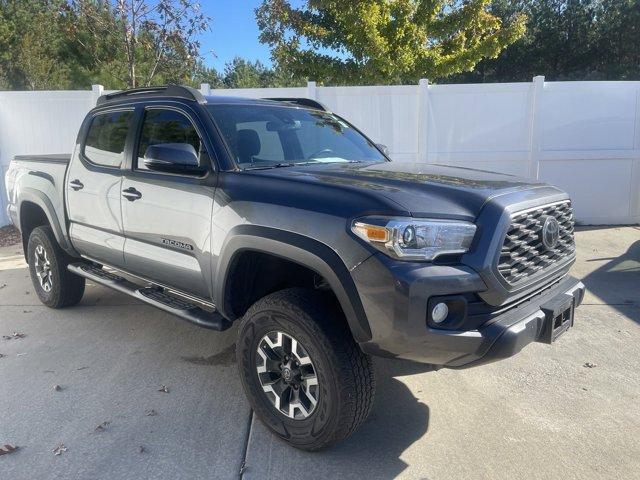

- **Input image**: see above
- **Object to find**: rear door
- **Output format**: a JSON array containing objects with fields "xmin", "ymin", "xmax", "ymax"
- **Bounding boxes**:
[
  {"xmin": 66, "ymin": 108, "xmax": 134, "ymax": 267},
  {"xmin": 121, "ymin": 103, "xmax": 216, "ymax": 300}
]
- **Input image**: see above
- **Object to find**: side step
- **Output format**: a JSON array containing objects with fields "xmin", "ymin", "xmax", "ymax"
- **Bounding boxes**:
[{"xmin": 68, "ymin": 263, "xmax": 232, "ymax": 331}]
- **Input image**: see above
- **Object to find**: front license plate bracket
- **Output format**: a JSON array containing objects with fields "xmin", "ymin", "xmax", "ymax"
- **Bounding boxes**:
[{"xmin": 540, "ymin": 293, "xmax": 575, "ymax": 344}]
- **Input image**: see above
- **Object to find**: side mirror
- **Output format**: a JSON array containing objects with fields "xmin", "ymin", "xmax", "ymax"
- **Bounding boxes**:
[
  {"xmin": 143, "ymin": 143, "xmax": 204, "ymax": 175},
  {"xmin": 376, "ymin": 143, "xmax": 390, "ymax": 156}
]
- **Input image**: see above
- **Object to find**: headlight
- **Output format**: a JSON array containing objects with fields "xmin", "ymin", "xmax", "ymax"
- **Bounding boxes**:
[{"xmin": 352, "ymin": 217, "xmax": 476, "ymax": 261}]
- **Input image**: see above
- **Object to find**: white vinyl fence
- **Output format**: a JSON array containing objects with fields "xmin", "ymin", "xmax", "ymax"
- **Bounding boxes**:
[{"xmin": 1, "ymin": 78, "xmax": 639, "ymax": 227}]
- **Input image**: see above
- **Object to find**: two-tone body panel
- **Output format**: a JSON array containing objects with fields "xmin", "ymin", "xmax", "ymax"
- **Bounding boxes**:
[{"xmin": 4, "ymin": 91, "xmax": 584, "ymax": 368}]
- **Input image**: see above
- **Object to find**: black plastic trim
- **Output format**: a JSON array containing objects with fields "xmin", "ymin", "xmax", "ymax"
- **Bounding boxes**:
[
  {"xmin": 215, "ymin": 225, "xmax": 372, "ymax": 342},
  {"xmin": 97, "ymin": 85, "xmax": 206, "ymax": 106}
]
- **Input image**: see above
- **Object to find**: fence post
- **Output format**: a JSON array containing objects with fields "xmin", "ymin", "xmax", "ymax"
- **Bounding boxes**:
[
  {"xmin": 307, "ymin": 81, "xmax": 317, "ymax": 100},
  {"xmin": 631, "ymin": 89, "xmax": 640, "ymax": 223},
  {"xmin": 417, "ymin": 78, "xmax": 429, "ymax": 163},
  {"xmin": 91, "ymin": 84, "xmax": 104, "ymax": 106},
  {"xmin": 528, "ymin": 75, "xmax": 545, "ymax": 179},
  {"xmin": 200, "ymin": 83, "xmax": 211, "ymax": 96}
]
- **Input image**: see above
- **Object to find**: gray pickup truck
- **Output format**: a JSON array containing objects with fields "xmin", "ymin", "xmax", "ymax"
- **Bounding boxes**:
[{"xmin": 5, "ymin": 85, "xmax": 584, "ymax": 450}]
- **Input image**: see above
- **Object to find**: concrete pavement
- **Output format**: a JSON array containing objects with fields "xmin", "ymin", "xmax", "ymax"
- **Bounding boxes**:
[{"xmin": 1, "ymin": 226, "xmax": 639, "ymax": 479}]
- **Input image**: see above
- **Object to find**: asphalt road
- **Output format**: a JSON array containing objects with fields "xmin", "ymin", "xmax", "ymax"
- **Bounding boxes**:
[{"xmin": 1, "ymin": 226, "xmax": 639, "ymax": 480}]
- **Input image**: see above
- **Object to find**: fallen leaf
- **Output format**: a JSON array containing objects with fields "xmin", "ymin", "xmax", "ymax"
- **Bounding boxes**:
[
  {"xmin": 53, "ymin": 385, "xmax": 62, "ymax": 392},
  {"xmin": 53, "ymin": 443, "xmax": 67, "ymax": 456},
  {"xmin": 138, "ymin": 445, "xmax": 146, "ymax": 454},
  {"xmin": 0, "ymin": 284, "xmax": 6, "ymax": 289},
  {"xmin": 145, "ymin": 409, "xmax": 157, "ymax": 416},
  {"xmin": 0, "ymin": 444, "xmax": 18, "ymax": 456},
  {"xmin": 2, "ymin": 332, "xmax": 26, "ymax": 340},
  {"xmin": 158, "ymin": 385, "xmax": 169, "ymax": 393},
  {"xmin": 583, "ymin": 362, "xmax": 597, "ymax": 368},
  {"xmin": 94, "ymin": 421, "xmax": 110, "ymax": 432}
]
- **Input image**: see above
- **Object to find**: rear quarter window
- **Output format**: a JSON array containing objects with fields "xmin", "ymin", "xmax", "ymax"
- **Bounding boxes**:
[{"xmin": 83, "ymin": 111, "xmax": 132, "ymax": 167}]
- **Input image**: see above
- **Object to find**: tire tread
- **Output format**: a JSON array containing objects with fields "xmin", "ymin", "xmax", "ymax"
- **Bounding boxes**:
[
  {"xmin": 28, "ymin": 226, "xmax": 85, "ymax": 308},
  {"xmin": 238, "ymin": 287, "xmax": 375, "ymax": 450}
]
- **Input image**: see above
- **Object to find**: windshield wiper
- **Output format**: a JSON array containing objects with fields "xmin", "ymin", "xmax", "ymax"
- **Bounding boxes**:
[
  {"xmin": 244, "ymin": 160, "xmax": 367, "ymax": 170},
  {"xmin": 244, "ymin": 162, "xmax": 296, "ymax": 170}
]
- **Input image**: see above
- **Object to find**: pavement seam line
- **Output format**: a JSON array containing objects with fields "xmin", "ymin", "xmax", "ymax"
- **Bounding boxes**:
[{"xmin": 238, "ymin": 410, "xmax": 254, "ymax": 480}]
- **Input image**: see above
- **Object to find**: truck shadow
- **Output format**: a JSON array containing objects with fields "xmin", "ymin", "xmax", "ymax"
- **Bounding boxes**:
[
  {"xmin": 302, "ymin": 358, "xmax": 433, "ymax": 479},
  {"xmin": 0, "ymin": 255, "xmax": 432, "ymax": 479},
  {"xmin": 581, "ymin": 238, "xmax": 640, "ymax": 325}
]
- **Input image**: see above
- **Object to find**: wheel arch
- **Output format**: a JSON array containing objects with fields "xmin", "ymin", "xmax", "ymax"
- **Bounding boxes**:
[
  {"xmin": 17, "ymin": 189, "xmax": 72, "ymax": 260},
  {"xmin": 215, "ymin": 225, "xmax": 372, "ymax": 343}
]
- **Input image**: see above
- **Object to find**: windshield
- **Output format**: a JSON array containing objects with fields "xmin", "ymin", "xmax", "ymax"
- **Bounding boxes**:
[{"xmin": 206, "ymin": 104, "xmax": 387, "ymax": 169}]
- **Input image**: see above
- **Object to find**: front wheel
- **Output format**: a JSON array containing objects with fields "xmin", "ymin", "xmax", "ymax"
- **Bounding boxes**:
[
  {"xmin": 27, "ymin": 226, "xmax": 85, "ymax": 308},
  {"xmin": 236, "ymin": 288, "xmax": 375, "ymax": 451}
]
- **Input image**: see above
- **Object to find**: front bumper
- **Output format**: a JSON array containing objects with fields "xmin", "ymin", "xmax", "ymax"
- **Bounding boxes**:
[{"xmin": 351, "ymin": 253, "xmax": 585, "ymax": 368}]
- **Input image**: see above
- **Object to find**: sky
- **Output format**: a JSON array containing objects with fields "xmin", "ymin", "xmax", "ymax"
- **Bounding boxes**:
[{"xmin": 199, "ymin": 1, "xmax": 274, "ymax": 72}]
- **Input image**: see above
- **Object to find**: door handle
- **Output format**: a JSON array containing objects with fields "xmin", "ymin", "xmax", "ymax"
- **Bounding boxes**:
[
  {"xmin": 122, "ymin": 187, "xmax": 142, "ymax": 201},
  {"xmin": 69, "ymin": 179, "xmax": 84, "ymax": 191}
]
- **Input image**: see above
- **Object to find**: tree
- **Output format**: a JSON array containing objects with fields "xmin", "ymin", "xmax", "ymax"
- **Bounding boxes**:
[
  {"xmin": 256, "ymin": 0, "xmax": 526, "ymax": 85},
  {"xmin": 593, "ymin": 0, "xmax": 640, "ymax": 80},
  {"xmin": 222, "ymin": 57, "xmax": 268, "ymax": 88},
  {"xmin": 449, "ymin": 0, "xmax": 640, "ymax": 83},
  {"xmin": 0, "ymin": 1, "xmax": 85, "ymax": 89},
  {"xmin": 69, "ymin": 0, "xmax": 211, "ymax": 88},
  {"xmin": 192, "ymin": 57, "xmax": 306, "ymax": 89}
]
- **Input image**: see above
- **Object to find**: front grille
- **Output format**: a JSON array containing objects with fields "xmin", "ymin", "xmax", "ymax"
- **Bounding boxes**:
[{"xmin": 497, "ymin": 201, "xmax": 575, "ymax": 284}]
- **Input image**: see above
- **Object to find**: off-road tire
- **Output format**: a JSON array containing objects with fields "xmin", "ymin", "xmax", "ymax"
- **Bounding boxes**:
[
  {"xmin": 27, "ymin": 226, "xmax": 85, "ymax": 308},
  {"xmin": 236, "ymin": 288, "xmax": 375, "ymax": 451}
]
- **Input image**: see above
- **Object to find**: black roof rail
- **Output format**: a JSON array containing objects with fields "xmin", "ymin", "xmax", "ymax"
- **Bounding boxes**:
[
  {"xmin": 265, "ymin": 97, "xmax": 328, "ymax": 111},
  {"xmin": 96, "ymin": 84, "xmax": 206, "ymax": 106}
]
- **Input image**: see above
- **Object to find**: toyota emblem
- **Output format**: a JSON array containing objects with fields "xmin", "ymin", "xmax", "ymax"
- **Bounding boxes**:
[{"xmin": 540, "ymin": 216, "xmax": 560, "ymax": 250}]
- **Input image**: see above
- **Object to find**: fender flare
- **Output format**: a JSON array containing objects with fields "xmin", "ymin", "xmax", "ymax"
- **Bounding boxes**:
[
  {"xmin": 17, "ymin": 188, "xmax": 73, "ymax": 255},
  {"xmin": 214, "ymin": 225, "xmax": 372, "ymax": 343}
]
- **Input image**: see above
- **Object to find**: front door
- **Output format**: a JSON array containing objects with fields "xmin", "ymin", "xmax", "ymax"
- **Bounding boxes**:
[
  {"xmin": 66, "ymin": 108, "xmax": 133, "ymax": 268},
  {"xmin": 121, "ymin": 105, "xmax": 215, "ymax": 300}
]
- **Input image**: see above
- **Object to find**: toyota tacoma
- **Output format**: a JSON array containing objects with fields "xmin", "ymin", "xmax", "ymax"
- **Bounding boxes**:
[{"xmin": 4, "ymin": 85, "xmax": 585, "ymax": 450}]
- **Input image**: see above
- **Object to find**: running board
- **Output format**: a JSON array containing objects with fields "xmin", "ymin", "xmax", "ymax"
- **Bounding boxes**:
[{"xmin": 68, "ymin": 263, "xmax": 232, "ymax": 331}]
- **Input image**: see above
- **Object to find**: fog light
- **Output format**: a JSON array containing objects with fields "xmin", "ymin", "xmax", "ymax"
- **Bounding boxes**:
[{"xmin": 431, "ymin": 302, "xmax": 449, "ymax": 323}]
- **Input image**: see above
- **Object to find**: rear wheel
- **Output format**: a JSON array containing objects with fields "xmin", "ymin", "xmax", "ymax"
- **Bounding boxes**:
[
  {"xmin": 236, "ymin": 288, "xmax": 375, "ymax": 450},
  {"xmin": 27, "ymin": 226, "xmax": 85, "ymax": 308}
]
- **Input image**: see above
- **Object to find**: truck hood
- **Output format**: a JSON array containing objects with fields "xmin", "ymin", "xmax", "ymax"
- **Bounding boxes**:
[{"xmin": 257, "ymin": 161, "xmax": 555, "ymax": 219}]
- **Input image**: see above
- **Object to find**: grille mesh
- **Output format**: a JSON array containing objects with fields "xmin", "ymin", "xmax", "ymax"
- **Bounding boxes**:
[{"xmin": 498, "ymin": 201, "xmax": 575, "ymax": 284}]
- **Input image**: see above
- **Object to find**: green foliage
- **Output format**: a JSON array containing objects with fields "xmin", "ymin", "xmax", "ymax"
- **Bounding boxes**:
[
  {"xmin": 256, "ymin": 0, "xmax": 527, "ymax": 85},
  {"xmin": 0, "ymin": 0, "xmax": 301, "ymax": 90},
  {"xmin": 192, "ymin": 57, "xmax": 305, "ymax": 89},
  {"xmin": 449, "ymin": 0, "xmax": 640, "ymax": 82},
  {"xmin": 223, "ymin": 57, "xmax": 271, "ymax": 88},
  {"xmin": 222, "ymin": 57, "xmax": 305, "ymax": 88},
  {"xmin": 69, "ymin": 0, "xmax": 210, "ymax": 88},
  {"xmin": 0, "ymin": 0, "xmax": 213, "ymax": 90},
  {"xmin": 3, "ymin": 1, "xmax": 637, "ymax": 90},
  {"xmin": 0, "ymin": 1, "xmax": 83, "ymax": 89}
]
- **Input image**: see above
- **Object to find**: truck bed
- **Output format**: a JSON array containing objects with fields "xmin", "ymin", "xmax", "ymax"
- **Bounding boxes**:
[{"xmin": 5, "ymin": 154, "xmax": 71, "ymax": 234}]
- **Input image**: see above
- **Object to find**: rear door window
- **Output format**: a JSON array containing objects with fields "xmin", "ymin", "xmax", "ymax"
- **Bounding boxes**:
[{"xmin": 84, "ymin": 111, "xmax": 132, "ymax": 168}]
